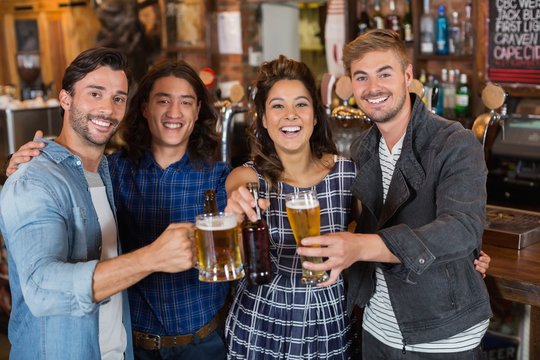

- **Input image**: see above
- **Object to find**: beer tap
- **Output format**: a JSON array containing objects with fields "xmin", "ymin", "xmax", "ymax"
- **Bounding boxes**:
[
  {"xmin": 408, "ymin": 78, "xmax": 425, "ymax": 100},
  {"xmin": 330, "ymin": 76, "xmax": 369, "ymax": 156},
  {"xmin": 471, "ymin": 82, "xmax": 507, "ymax": 147},
  {"xmin": 218, "ymin": 83, "xmax": 248, "ymax": 165},
  {"xmin": 331, "ymin": 75, "xmax": 367, "ymax": 127},
  {"xmin": 320, "ymin": 73, "xmax": 336, "ymax": 116}
]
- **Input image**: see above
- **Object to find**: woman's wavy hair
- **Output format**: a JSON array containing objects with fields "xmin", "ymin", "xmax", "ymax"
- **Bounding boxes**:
[
  {"xmin": 119, "ymin": 58, "xmax": 220, "ymax": 166},
  {"xmin": 249, "ymin": 55, "xmax": 337, "ymax": 187}
]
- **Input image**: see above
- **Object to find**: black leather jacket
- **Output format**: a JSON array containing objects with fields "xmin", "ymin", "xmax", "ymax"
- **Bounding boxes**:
[{"xmin": 347, "ymin": 94, "xmax": 492, "ymax": 345}]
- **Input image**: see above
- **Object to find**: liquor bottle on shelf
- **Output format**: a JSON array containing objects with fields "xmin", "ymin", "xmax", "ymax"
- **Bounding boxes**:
[
  {"xmin": 403, "ymin": 0, "xmax": 414, "ymax": 43},
  {"xmin": 432, "ymin": 75, "xmax": 442, "ymax": 116},
  {"xmin": 418, "ymin": 69, "xmax": 429, "ymax": 106},
  {"xmin": 435, "ymin": 5, "xmax": 449, "ymax": 55},
  {"xmin": 424, "ymin": 73, "xmax": 435, "ymax": 111},
  {"xmin": 241, "ymin": 182, "xmax": 272, "ymax": 286},
  {"xmin": 203, "ymin": 189, "xmax": 218, "ymax": 215},
  {"xmin": 454, "ymin": 69, "xmax": 461, "ymax": 85},
  {"xmin": 448, "ymin": 11, "xmax": 462, "ymax": 55},
  {"xmin": 357, "ymin": 0, "xmax": 371, "ymax": 36},
  {"xmin": 420, "ymin": 0, "xmax": 435, "ymax": 54},
  {"xmin": 455, "ymin": 73, "xmax": 471, "ymax": 120},
  {"xmin": 462, "ymin": 2, "xmax": 474, "ymax": 56},
  {"xmin": 372, "ymin": 0, "xmax": 385, "ymax": 30},
  {"xmin": 436, "ymin": 69, "xmax": 446, "ymax": 116},
  {"xmin": 443, "ymin": 69, "xmax": 456, "ymax": 119},
  {"xmin": 386, "ymin": 0, "xmax": 401, "ymax": 36}
]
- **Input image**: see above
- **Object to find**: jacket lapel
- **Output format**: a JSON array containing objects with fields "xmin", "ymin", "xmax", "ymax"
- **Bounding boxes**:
[
  {"xmin": 351, "ymin": 127, "xmax": 383, "ymax": 222},
  {"xmin": 352, "ymin": 95, "xmax": 427, "ymax": 229},
  {"xmin": 378, "ymin": 105, "xmax": 427, "ymax": 227}
]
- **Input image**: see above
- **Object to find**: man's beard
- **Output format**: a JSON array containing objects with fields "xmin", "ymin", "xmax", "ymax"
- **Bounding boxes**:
[
  {"xmin": 69, "ymin": 105, "xmax": 120, "ymax": 146},
  {"xmin": 361, "ymin": 90, "xmax": 406, "ymax": 124}
]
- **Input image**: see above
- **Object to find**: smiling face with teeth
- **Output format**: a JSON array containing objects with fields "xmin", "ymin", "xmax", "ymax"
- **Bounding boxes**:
[
  {"xmin": 262, "ymin": 79, "xmax": 315, "ymax": 156},
  {"xmin": 350, "ymin": 49, "xmax": 412, "ymax": 126},
  {"xmin": 143, "ymin": 75, "xmax": 201, "ymax": 158},
  {"xmin": 61, "ymin": 66, "xmax": 128, "ymax": 148}
]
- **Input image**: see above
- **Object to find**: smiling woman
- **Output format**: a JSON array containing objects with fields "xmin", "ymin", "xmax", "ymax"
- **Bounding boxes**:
[
  {"xmin": 223, "ymin": 55, "xmax": 356, "ymax": 359},
  {"xmin": 261, "ymin": 79, "xmax": 315, "ymax": 159}
]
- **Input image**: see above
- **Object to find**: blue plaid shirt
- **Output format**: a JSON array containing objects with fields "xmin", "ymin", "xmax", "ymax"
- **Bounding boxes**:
[{"xmin": 108, "ymin": 150, "xmax": 230, "ymax": 335}]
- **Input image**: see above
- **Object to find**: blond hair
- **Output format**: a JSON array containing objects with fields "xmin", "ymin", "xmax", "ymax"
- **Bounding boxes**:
[{"xmin": 343, "ymin": 29, "xmax": 410, "ymax": 75}]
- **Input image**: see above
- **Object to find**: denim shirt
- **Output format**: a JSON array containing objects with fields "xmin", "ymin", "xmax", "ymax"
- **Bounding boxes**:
[{"xmin": 0, "ymin": 139, "xmax": 134, "ymax": 360}]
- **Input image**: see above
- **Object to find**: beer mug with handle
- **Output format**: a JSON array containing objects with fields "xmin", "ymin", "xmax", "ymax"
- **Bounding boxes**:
[
  {"xmin": 195, "ymin": 212, "xmax": 244, "ymax": 282},
  {"xmin": 285, "ymin": 189, "xmax": 329, "ymax": 285}
]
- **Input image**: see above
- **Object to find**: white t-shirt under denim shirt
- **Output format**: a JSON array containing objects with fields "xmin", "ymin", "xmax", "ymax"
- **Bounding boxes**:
[
  {"xmin": 362, "ymin": 134, "xmax": 489, "ymax": 353},
  {"xmin": 85, "ymin": 170, "xmax": 127, "ymax": 360}
]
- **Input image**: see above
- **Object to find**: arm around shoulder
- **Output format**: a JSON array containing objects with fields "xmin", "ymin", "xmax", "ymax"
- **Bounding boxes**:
[{"xmin": 225, "ymin": 165, "xmax": 258, "ymax": 194}]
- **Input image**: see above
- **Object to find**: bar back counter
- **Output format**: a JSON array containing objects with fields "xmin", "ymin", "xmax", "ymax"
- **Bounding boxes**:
[{"xmin": 0, "ymin": 106, "xmax": 61, "ymax": 182}]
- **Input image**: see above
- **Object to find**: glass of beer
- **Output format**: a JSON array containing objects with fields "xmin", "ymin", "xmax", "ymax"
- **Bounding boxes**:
[
  {"xmin": 195, "ymin": 212, "xmax": 245, "ymax": 282},
  {"xmin": 285, "ymin": 190, "xmax": 329, "ymax": 285}
]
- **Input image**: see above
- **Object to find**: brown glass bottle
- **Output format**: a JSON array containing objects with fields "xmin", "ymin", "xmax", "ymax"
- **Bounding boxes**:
[
  {"xmin": 241, "ymin": 183, "xmax": 272, "ymax": 285},
  {"xmin": 203, "ymin": 189, "xmax": 218, "ymax": 215}
]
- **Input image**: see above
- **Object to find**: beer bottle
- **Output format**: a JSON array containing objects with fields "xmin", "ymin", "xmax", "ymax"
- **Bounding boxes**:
[
  {"xmin": 203, "ymin": 189, "xmax": 218, "ymax": 215},
  {"xmin": 403, "ymin": 0, "xmax": 414, "ymax": 43},
  {"xmin": 241, "ymin": 182, "xmax": 272, "ymax": 285},
  {"xmin": 385, "ymin": 0, "xmax": 401, "ymax": 37},
  {"xmin": 357, "ymin": 0, "xmax": 370, "ymax": 36},
  {"xmin": 371, "ymin": 0, "xmax": 384, "ymax": 30},
  {"xmin": 455, "ymin": 73, "xmax": 471, "ymax": 120},
  {"xmin": 435, "ymin": 5, "xmax": 449, "ymax": 55}
]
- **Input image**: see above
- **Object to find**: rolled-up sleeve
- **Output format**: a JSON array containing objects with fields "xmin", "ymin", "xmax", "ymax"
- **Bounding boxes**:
[{"xmin": 0, "ymin": 177, "xmax": 99, "ymax": 317}]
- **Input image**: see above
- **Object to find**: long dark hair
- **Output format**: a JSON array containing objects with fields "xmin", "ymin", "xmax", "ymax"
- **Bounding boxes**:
[
  {"xmin": 120, "ymin": 58, "xmax": 220, "ymax": 166},
  {"xmin": 249, "ymin": 55, "xmax": 337, "ymax": 186},
  {"xmin": 61, "ymin": 47, "xmax": 131, "ymax": 117}
]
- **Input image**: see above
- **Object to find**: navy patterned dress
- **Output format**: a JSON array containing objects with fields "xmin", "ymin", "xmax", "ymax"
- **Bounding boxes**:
[{"xmin": 225, "ymin": 157, "xmax": 356, "ymax": 359}]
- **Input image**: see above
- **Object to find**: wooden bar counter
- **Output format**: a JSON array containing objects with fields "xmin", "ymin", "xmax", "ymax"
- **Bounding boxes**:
[{"xmin": 483, "ymin": 241, "xmax": 540, "ymax": 358}]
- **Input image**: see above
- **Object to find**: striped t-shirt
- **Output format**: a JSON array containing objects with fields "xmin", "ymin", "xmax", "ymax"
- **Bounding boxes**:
[{"xmin": 362, "ymin": 134, "xmax": 489, "ymax": 353}]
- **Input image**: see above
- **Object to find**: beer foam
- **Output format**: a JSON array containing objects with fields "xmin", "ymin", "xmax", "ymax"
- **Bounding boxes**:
[
  {"xmin": 197, "ymin": 216, "xmax": 237, "ymax": 231},
  {"xmin": 286, "ymin": 199, "xmax": 319, "ymax": 210}
]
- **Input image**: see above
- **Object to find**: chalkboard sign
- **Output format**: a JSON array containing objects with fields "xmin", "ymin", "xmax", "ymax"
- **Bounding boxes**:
[{"xmin": 488, "ymin": 0, "xmax": 540, "ymax": 84}]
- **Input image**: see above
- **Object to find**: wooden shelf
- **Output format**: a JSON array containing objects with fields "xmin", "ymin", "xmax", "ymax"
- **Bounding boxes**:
[
  {"xmin": 501, "ymin": 84, "xmax": 540, "ymax": 99},
  {"xmin": 411, "ymin": 0, "xmax": 481, "ymax": 124},
  {"xmin": 165, "ymin": 46, "xmax": 208, "ymax": 53},
  {"xmin": 415, "ymin": 54, "xmax": 474, "ymax": 62}
]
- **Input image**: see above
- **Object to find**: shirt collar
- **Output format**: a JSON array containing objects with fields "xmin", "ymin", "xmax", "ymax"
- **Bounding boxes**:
[
  {"xmin": 39, "ymin": 138, "xmax": 78, "ymax": 164},
  {"xmin": 40, "ymin": 138, "xmax": 112, "ymax": 173},
  {"xmin": 139, "ymin": 149, "xmax": 191, "ymax": 170}
]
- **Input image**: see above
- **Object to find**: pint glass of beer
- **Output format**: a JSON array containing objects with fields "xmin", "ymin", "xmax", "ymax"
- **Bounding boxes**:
[
  {"xmin": 195, "ymin": 212, "xmax": 244, "ymax": 282},
  {"xmin": 285, "ymin": 190, "xmax": 329, "ymax": 285}
]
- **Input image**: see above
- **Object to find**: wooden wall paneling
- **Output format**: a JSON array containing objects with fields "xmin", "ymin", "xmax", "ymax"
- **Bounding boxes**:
[
  {"xmin": 476, "ymin": 0, "xmax": 488, "ymax": 112},
  {"xmin": 4, "ymin": 13, "xmax": 20, "ymax": 94},
  {"xmin": 43, "ymin": 11, "xmax": 66, "ymax": 98},
  {"xmin": 0, "ymin": 16, "xmax": 7, "ymax": 86},
  {"xmin": 1, "ymin": 1, "xmax": 98, "ymax": 99},
  {"xmin": 36, "ymin": 10, "xmax": 51, "ymax": 95},
  {"xmin": 60, "ymin": 6, "xmax": 99, "ymax": 66}
]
